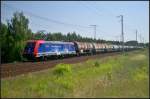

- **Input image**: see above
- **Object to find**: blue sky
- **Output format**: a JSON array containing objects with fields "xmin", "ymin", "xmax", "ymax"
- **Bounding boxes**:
[{"xmin": 1, "ymin": 1, "xmax": 149, "ymax": 42}]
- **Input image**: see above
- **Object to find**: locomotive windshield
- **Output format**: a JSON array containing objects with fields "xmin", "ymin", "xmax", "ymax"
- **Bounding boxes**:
[{"xmin": 24, "ymin": 42, "xmax": 36, "ymax": 53}]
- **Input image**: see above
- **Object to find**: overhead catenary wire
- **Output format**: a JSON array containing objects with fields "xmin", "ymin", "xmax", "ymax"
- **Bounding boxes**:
[
  {"xmin": 3, "ymin": 4, "xmax": 93, "ymax": 34},
  {"xmin": 3, "ymin": 3, "xmax": 143, "ymax": 43},
  {"xmin": 83, "ymin": 2, "xmax": 145, "ymax": 43},
  {"xmin": 81, "ymin": 2, "xmax": 131, "ymax": 42},
  {"xmin": 5, "ymin": 3, "xmax": 118, "ymax": 41},
  {"xmin": 81, "ymin": 1, "xmax": 102, "ymax": 17},
  {"xmin": 3, "ymin": 4, "xmax": 90, "ymax": 29}
]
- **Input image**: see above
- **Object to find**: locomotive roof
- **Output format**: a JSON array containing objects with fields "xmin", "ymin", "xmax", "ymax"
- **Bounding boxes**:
[
  {"xmin": 26, "ymin": 40, "xmax": 74, "ymax": 45},
  {"xmin": 44, "ymin": 41, "xmax": 74, "ymax": 44}
]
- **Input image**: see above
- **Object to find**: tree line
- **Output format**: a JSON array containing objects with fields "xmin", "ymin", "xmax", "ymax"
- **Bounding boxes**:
[{"xmin": 0, "ymin": 12, "xmax": 148, "ymax": 63}]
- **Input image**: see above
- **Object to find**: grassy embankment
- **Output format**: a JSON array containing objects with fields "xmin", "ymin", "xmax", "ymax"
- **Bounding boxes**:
[{"xmin": 1, "ymin": 49, "xmax": 149, "ymax": 98}]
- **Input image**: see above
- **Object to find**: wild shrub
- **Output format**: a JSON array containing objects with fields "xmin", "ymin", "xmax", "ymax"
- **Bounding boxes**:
[
  {"xmin": 53, "ymin": 64, "xmax": 74, "ymax": 90},
  {"xmin": 94, "ymin": 61, "xmax": 100, "ymax": 67},
  {"xmin": 53, "ymin": 63, "xmax": 72, "ymax": 76}
]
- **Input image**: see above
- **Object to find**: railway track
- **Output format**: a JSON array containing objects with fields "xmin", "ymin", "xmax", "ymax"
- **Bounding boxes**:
[{"xmin": 1, "ymin": 52, "xmax": 121, "ymax": 78}]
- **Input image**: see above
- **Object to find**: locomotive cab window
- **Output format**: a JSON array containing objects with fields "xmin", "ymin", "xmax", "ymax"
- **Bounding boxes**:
[{"xmin": 24, "ymin": 42, "xmax": 36, "ymax": 53}]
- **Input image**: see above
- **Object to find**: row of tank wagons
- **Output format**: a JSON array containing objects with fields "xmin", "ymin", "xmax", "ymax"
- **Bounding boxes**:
[{"xmin": 74, "ymin": 41, "xmax": 139, "ymax": 55}]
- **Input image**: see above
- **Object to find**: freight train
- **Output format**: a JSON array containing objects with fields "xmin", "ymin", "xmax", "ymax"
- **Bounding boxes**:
[{"xmin": 23, "ymin": 40, "xmax": 142, "ymax": 60}]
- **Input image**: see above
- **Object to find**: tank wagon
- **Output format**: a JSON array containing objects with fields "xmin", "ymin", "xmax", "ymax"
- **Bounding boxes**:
[{"xmin": 73, "ymin": 41, "xmax": 94, "ymax": 55}]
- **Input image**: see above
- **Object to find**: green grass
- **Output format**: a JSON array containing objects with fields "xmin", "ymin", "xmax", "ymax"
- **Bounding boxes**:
[{"xmin": 1, "ymin": 49, "xmax": 149, "ymax": 98}]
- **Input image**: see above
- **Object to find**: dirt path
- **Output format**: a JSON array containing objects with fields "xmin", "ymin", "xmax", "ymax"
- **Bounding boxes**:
[{"xmin": 1, "ymin": 52, "xmax": 121, "ymax": 78}]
